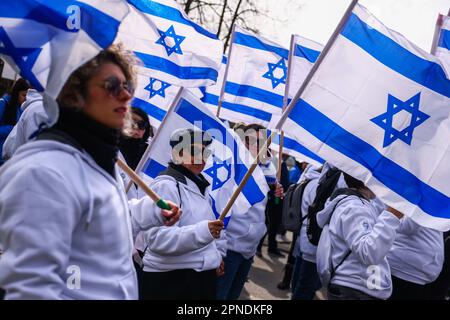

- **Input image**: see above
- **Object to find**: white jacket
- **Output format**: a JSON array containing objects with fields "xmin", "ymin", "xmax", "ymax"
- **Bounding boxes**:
[
  {"xmin": 0, "ymin": 139, "xmax": 162, "ymax": 300},
  {"xmin": 316, "ymin": 193, "xmax": 401, "ymax": 299},
  {"xmin": 2, "ymin": 89, "xmax": 47, "ymax": 160},
  {"xmin": 141, "ymin": 170, "xmax": 223, "ymax": 272},
  {"xmin": 387, "ymin": 217, "xmax": 444, "ymax": 285}
]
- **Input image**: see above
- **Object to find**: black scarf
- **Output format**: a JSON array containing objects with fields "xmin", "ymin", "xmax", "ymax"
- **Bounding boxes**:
[
  {"xmin": 119, "ymin": 136, "xmax": 147, "ymax": 171},
  {"xmin": 38, "ymin": 107, "xmax": 120, "ymax": 178},
  {"xmin": 168, "ymin": 162, "xmax": 210, "ymax": 196}
]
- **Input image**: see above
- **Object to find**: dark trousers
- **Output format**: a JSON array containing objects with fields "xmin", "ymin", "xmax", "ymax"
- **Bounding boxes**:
[
  {"xmin": 216, "ymin": 250, "xmax": 254, "ymax": 300},
  {"xmin": 258, "ymin": 196, "xmax": 283, "ymax": 252},
  {"xmin": 328, "ymin": 284, "xmax": 379, "ymax": 300},
  {"xmin": 389, "ymin": 276, "xmax": 431, "ymax": 300},
  {"xmin": 291, "ymin": 255, "xmax": 321, "ymax": 300},
  {"xmin": 141, "ymin": 269, "xmax": 217, "ymax": 300}
]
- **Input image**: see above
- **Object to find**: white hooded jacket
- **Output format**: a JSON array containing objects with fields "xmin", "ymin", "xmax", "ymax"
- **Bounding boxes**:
[
  {"xmin": 140, "ymin": 167, "xmax": 224, "ymax": 272},
  {"xmin": 316, "ymin": 193, "xmax": 401, "ymax": 299},
  {"xmin": 387, "ymin": 217, "xmax": 444, "ymax": 285},
  {"xmin": 2, "ymin": 89, "xmax": 47, "ymax": 160},
  {"xmin": 0, "ymin": 139, "xmax": 163, "ymax": 300}
]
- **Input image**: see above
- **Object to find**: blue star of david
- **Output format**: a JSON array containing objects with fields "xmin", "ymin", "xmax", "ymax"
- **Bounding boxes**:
[
  {"xmin": 155, "ymin": 25, "xmax": 185, "ymax": 56},
  {"xmin": 371, "ymin": 93, "xmax": 430, "ymax": 148},
  {"xmin": 0, "ymin": 27, "xmax": 43, "ymax": 91},
  {"xmin": 262, "ymin": 58, "xmax": 287, "ymax": 89},
  {"xmin": 204, "ymin": 155, "xmax": 232, "ymax": 191},
  {"xmin": 144, "ymin": 78, "xmax": 171, "ymax": 99}
]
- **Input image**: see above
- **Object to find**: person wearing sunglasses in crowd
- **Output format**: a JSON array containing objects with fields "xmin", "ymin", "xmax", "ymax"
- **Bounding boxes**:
[
  {"xmin": 119, "ymin": 107, "xmax": 153, "ymax": 172},
  {"xmin": 0, "ymin": 45, "xmax": 180, "ymax": 300},
  {"xmin": 139, "ymin": 128, "xmax": 225, "ymax": 300}
]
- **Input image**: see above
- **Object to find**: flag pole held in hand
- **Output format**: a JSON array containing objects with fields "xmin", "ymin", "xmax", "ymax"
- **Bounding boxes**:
[{"xmin": 117, "ymin": 158, "xmax": 171, "ymax": 210}]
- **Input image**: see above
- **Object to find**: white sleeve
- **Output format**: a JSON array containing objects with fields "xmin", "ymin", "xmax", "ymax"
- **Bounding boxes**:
[
  {"xmin": 128, "ymin": 179, "xmax": 181, "ymax": 241},
  {"xmin": 339, "ymin": 202, "xmax": 401, "ymax": 266},
  {"xmin": 0, "ymin": 167, "xmax": 80, "ymax": 299},
  {"xmin": 145, "ymin": 220, "xmax": 214, "ymax": 256}
]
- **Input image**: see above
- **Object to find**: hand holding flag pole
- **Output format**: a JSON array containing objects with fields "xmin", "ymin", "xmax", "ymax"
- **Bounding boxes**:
[
  {"xmin": 218, "ymin": 131, "xmax": 276, "ymax": 221},
  {"xmin": 117, "ymin": 158, "xmax": 171, "ymax": 210}
]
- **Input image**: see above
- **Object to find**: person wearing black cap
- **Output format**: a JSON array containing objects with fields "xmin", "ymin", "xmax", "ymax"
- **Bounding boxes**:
[{"xmin": 139, "ymin": 128, "xmax": 225, "ymax": 300}]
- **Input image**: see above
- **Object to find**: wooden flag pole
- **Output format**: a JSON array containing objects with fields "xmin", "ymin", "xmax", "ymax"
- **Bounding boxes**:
[
  {"xmin": 431, "ymin": 14, "xmax": 444, "ymax": 55},
  {"xmin": 117, "ymin": 158, "xmax": 171, "ymax": 210},
  {"xmin": 218, "ymin": 131, "xmax": 276, "ymax": 221}
]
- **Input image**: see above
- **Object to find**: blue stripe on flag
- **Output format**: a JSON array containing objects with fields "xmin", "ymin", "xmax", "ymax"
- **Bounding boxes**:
[
  {"xmin": 143, "ymin": 158, "xmax": 167, "ymax": 178},
  {"xmin": 288, "ymin": 98, "xmax": 450, "ymax": 219},
  {"xmin": 221, "ymin": 100, "xmax": 273, "ymax": 122},
  {"xmin": 234, "ymin": 32, "xmax": 289, "ymax": 59},
  {"xmin": 222, "ymin": 55, "xmax": 228, "ymax": 64},
  {"xmin": 131, "ymin": 97, "xmax": 166, "ymax": 122},
  {"xmin": 0, "ymin": 1, "xmax": 119, "ymax": 49},
  {"xmin": 341, "ymin": 13, "xmax": 450, "ymax": 99},
  {"xmin": 275, "ymin": 134, "xmax": 325, "ymax": 164},
  {"xmin": 201, "ymin": 92, "xmax": 219, "ymax": 106},
  {"xmin": 134, "ymin": 51, "xmax": 219, "ymax": 81},
  {"xmin": 225, "ymin": 82, "xmax": 284, "ymax": 108},
  {"xmin": 201, "ymin": 92, "xmax": 272, "ymax": 122},
  {"xmin": 294, "ymin": 44, "xmax": 320, "ymax": 63},
  {"xmin": 210, "ymin": 196, "xmax": 231, "ymax": 226},
  {"xmin": 175, "ymin": 98, "xmax": 266, "ymax": 205},
  {"xmin": 127, "ymin": 0, "xmax": 217, "ymax": 39},
  {"xmin": 438, "ymin": 28, "xmax": 450, "ymax": 50}
]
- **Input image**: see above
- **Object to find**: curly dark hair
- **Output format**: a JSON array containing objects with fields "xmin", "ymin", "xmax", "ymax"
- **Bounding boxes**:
[{"xmin": 57, "ymin": 44, "xmax": 136, "ymax": 109}]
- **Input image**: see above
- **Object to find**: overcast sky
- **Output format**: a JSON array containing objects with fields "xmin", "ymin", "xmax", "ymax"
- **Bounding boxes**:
[{"xmin": 254, "ymin": 0, "xmax": 449, "ymax": 52}]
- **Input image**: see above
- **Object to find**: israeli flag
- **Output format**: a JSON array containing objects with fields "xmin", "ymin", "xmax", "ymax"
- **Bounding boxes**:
[
  {"xmin": 270, "ymin": 132, "xmax": 325, "ymax": 167},
  {"xmin": 270, "ymin": 35, "xmax": 325, "ymax": 166},
  {"xmin": 200, "ymin": 55, "xmax": 227, "ymax": 116},
  {"xmin": 278, "ymin": 4, "xmax": 450, "ymax": 231},
  {"xmin": 434, "ymin": 13, "xmax": 450, "ymax": 73},
  {"xmin": 285, "ymin": 35, "xmax": 323, "ymax": 103},
  {"xmin": 140, "ymin": 89, "xmax": 269, "ymax": 225},
  {"xmin": 131, "ymin": 74, "xmax": 203, "ymax": 130},
  {"xmin": 220, "ymin": 26, "xmax": 288, "ymax": 126},
  {"xmin": 0, "ymin": 0, "xmax": 129, "ymax": 99},
  {"xmin": 117, "ymin": 0, "xmax": 223, "ymax": 88}
]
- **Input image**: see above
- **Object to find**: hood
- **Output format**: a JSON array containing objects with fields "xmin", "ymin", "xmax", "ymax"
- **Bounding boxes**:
[
  {"xmin": 20, "ymin": 89, "xmax": 44, "ymax": 112},
  {"xmin": 317, "ymin": 162, "xmax": 347, "ymax": 189},
  {"xmin": 43, "ymin": 93, "xmax": 59, "ymax": 126},
  {"xmin": 316, "ymin": 193, "xmax": 353, "ymax": 228},
  {"xmin": 301, "ymin": 164, "xmax": 321, "ymax": 181}
]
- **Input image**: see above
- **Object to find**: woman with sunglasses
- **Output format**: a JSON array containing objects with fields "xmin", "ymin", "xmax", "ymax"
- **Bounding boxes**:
[
  {"xmin": 139, "ymin": 128, "xmax": 225, "ymax": 300},
  {"xmin": 119, "ymin": 107, "xmax": 153, "ymax": 172},
  {"xmin": 0, "ymin": 45, "xmax": 180, "ymax": 300}
]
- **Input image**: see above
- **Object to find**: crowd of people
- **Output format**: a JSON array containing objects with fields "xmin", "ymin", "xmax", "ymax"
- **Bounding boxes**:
[{"xmin": 0, "ymin": 45, "xmax": 448, "ymax": 300}]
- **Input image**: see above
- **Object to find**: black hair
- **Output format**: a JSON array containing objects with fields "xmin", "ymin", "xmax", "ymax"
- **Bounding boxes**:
[
  {"xmin": 1, "ymin": 78, "xmax": 30, "ymax": 125},
  {"xmin": 131, "ymin": 107, "xmax": 153, "ymax": 140},
  {"xmin": 343, "ymin": 172, "xmax": 365, "ymax": 190}
]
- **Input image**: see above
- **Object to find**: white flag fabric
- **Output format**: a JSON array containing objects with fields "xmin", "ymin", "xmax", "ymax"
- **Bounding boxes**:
[
  {"xmin": 220, "ymin": 26, "xmax": 288, "ymax": 126},
  {"xmin": 278, "ymin": 4, "xmax": 450, "ymax": 231},
  {"xmin": 434, "ymin": 14, "xmax": 450, "ymax": 73},
  {"xmin": 117, "ymin": 0, "xmax": 223, "ymax": 88},
  {"xmin": 0, "ymin": 0, "xmax": 129, "ymax": 99},
  {"xmin": 139, "ymin": 89, "xmax": 269, "ymax": 226}
]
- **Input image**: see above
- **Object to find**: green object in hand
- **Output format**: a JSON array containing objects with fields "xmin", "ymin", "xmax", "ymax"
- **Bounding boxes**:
[
  {"xmin": 275, "ymin": 197, "xmax": 280, "ymax": 205},
  {"xmin": 156, "ymin": 199, "xmax": 171, "ymax": 210}
]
